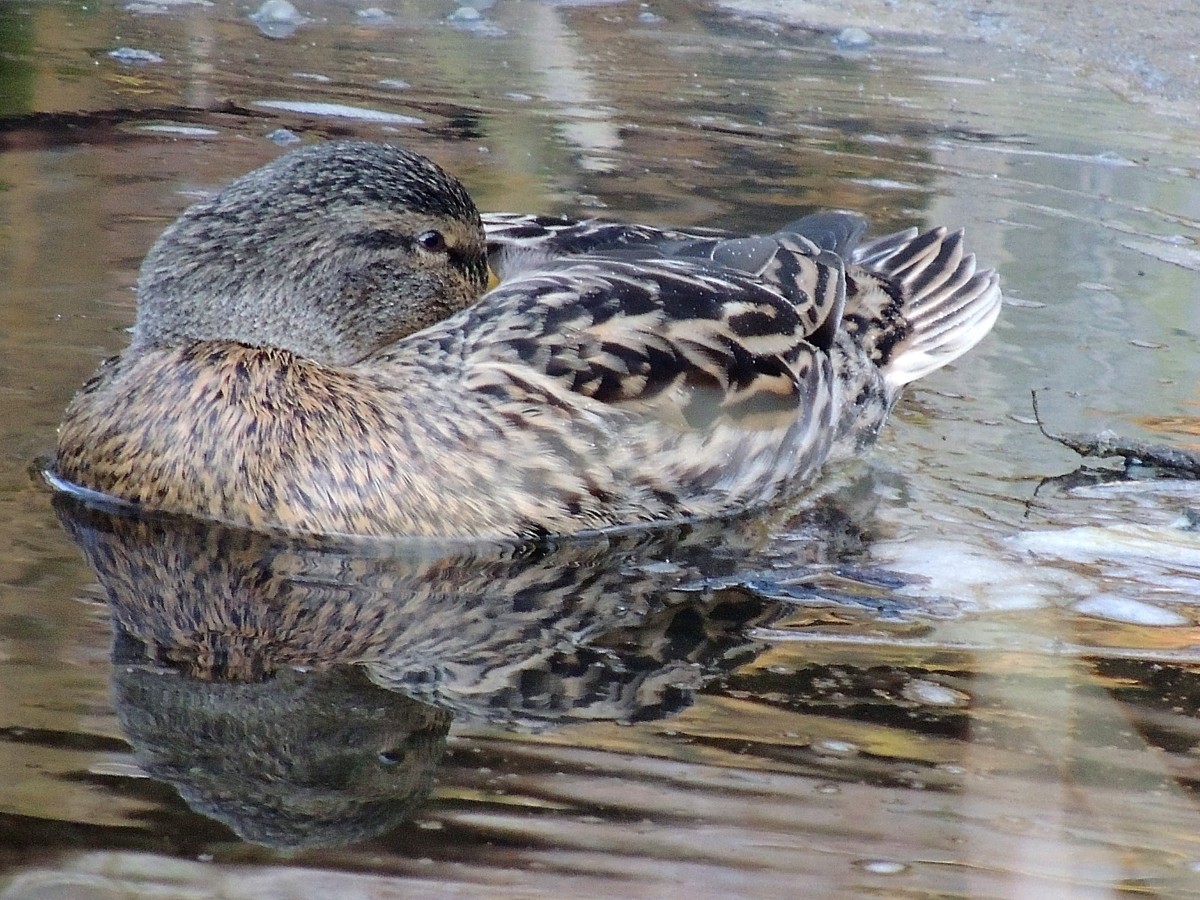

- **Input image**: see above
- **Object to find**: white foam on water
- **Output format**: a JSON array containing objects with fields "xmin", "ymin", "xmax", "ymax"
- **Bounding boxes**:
[
  {"xmin": 1072, "ymin": 595, "xmax": 1191, "ymax": 626},
  {"xmin": 1014, "ymin": 524, "xmax": 1200, "ymax": 573},
  {"xmin": 874, "ymin": 537, "xmax": 1092, "ymax": 612}
]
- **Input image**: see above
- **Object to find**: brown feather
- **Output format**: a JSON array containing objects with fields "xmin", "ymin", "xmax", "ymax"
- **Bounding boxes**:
[{"xmin": 53, "ymin": 143, "xmax": 1001, "ymax": 538}]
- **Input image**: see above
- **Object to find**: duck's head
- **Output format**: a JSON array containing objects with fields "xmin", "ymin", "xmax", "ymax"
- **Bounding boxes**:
[{"xmin": 132, "ymin": 141, "xmax": 489, "ymax": 366}]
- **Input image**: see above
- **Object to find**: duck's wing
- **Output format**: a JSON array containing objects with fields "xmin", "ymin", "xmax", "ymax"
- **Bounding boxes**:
[
  {"xmin": 483, "ymin": 211, "xmax": 867, "ymax": 262},
  {"xmin": 483, "ymin": 212, "xmax": 731, "ymax": 264},
  {"xmin": 449, "ymin": 239, "xmax": 848, "ymax": 429},
  {"xmin": 484, "ymin": 214, "xmax": 866, "ymax": 358}
]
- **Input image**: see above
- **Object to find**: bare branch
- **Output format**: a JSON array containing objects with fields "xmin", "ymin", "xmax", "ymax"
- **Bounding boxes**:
[{"xmin": 1030, "ymin": 389, "xmax": 1200, "ymax": 475}]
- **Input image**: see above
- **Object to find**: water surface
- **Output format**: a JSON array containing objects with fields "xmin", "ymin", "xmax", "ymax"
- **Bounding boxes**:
[{"xmin": 3, "ymin": 1, "xmax": 1200, "ymax": 896}]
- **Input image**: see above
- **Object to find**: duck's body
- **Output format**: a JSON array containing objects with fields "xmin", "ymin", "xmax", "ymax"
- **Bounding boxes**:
[{"xmin": 54, "ymin": 142, "xmax": 1000, "ymax": 539}]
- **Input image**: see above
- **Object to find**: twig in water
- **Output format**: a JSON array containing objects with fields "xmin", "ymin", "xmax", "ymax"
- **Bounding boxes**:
[{"xmin": 1030, "ymin": 390, "xmax": 1200, "ymax": 475}]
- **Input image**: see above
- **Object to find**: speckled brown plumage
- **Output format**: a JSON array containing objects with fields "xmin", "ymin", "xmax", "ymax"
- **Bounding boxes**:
[{"xmin": 54, "ymin": 141, "xmax": 1001, "ymax": 538}]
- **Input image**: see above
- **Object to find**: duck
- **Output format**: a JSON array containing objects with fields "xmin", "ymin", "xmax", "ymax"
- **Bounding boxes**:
[{"xmin": 53, "ymin": 140, "xmax": 1001, "ymax": 539}]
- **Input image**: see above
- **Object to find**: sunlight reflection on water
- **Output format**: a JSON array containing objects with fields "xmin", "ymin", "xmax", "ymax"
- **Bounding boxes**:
[{"xmin": 3, "ymin": 0, "xmax": 1200, "ymax": 896}]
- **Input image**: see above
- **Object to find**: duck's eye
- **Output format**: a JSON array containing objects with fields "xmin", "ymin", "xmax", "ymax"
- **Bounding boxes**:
[{"xmin": 417, "ymin": 230, "xmax": 447, "ymax": 252}]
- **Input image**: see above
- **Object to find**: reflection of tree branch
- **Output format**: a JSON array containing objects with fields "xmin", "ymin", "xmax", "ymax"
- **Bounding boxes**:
[{"xmin": 1031, "ymin": 390, "xmax": 1200, "ymax": 475}]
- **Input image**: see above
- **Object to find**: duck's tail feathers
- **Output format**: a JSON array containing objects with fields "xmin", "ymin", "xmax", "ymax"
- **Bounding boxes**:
[{"xmin": 848, "ymin": 225, "xmax": 1002, "ymax": 396}]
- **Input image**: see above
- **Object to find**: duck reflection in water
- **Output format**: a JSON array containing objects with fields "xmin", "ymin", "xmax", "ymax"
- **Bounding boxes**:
[{"xmin": 54, "ymin": 477, "xmax": 894, "ymax": 850}]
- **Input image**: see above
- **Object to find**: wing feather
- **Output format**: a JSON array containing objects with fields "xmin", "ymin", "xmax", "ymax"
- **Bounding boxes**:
[{"xmin": 450, "ymin": 252, "xmax": 846, "ymax": 429}]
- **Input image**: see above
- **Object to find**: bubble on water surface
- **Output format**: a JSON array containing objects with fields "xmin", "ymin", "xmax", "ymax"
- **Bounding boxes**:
[
  {"xmin": 833, "ymin": 27, "xmax": 874, "ymax": 50},
  {"xmin": 447, "ymin": 9, "xmax": 506, "ymax": 36},
  {"xmin": 265, "ymin": 128, "xmax": 301, "ymax": 146},
  {"xmin": 250, "ymin": 0, "xmax": 306, "ymax": 38},
  {"xmin": 108, "ymin": 47, "xmax": 164, "ymax": 63},
  {"xmin": 356, "ymin": 7, "xmax": 393, "ymax": 23}
]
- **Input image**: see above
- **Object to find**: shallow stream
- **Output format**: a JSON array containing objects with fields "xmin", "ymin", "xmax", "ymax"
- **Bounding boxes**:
[{"xmin": 3, "ymin": 1, "xmax": 1200, "ymax": 896}]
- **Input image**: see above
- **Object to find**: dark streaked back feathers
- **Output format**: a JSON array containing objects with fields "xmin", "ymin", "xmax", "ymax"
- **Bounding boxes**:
[{"xmin": 409, "ymin": 235, "xmax": 852, "ymax": 428}]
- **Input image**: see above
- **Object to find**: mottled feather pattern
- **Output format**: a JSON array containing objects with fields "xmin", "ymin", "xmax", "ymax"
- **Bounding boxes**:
[
  {"xmin": 484, "ymin": 213, "xmax": 730, "ymax": 259},
  {"xmin": 844, "ymin": 225, "xmax": 1001, "ymax": 391},
  {"xmin": 484, "ymin": 210, "xmax": 998, "ymax": 395},
  {"xmin": 52, "ymin": 143, "xmax": 1000, "ymax": 539},
  {"xmin": 481, "ymin": 211, "xmax": 999, "ymax": 467},
  {"xmin": 386, "ymin": 248, "xmax": 849, "ymax": 435}
]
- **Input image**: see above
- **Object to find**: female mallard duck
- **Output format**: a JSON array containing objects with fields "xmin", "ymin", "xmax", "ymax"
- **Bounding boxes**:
[{"xmin": 53, "ymin": 141, "xmax": 1001, "ymax": 539}]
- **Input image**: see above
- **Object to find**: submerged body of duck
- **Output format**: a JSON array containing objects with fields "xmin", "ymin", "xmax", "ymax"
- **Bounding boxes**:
[{"xmin": 53, "ymin": 141, "xmax": 1000, "ymax": 538}]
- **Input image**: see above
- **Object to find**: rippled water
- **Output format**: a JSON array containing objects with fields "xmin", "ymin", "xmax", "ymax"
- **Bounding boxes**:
[{"xmin": 3, "ymin": 1, "xmax": 1200, "ymax": 896}]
